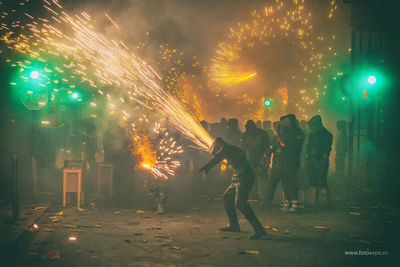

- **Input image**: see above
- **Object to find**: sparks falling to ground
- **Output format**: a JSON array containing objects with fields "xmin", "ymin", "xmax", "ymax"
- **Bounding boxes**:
[{"xmin": 1, "ymin": 0, "xmax": 213, "ymax": 153}]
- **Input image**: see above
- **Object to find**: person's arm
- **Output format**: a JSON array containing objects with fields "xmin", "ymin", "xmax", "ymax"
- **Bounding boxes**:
[
  {"xmin": 322, "ymin": 131, "xmax": 333, "ymax": 158},
  {"xmin": 199, "ymin": 149, "xmax": 226, "ymax": 173},
  {"xmin": 284, "ymin": 129, "xmax": 304, "ymax": 153},
  {"xmin": 262, "ymin": 131, "xmax": 271, "ymax": 153}
]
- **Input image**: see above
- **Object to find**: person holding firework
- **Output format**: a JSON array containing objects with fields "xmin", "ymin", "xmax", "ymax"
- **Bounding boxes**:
[{"xmin": 199, "ymin": 137, "xmax": 268, "ymax": 240}]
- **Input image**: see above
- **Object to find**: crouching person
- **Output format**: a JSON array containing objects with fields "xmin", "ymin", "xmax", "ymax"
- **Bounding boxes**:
[{"xmin": 199, "ymin": 137, "xmax": 267, "ymax": 239}]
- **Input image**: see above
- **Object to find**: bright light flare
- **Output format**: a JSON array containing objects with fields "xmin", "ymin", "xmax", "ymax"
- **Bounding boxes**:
[
  {"xmin": 30, "ymin": 70, "xmax": 39, "ymax": 79},
  {"xmin": 368, "ymin": 75, "xmax": 376, "ymax": 85}
]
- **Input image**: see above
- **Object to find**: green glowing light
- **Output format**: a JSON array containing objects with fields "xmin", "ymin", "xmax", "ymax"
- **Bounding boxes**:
[
  {"xmin": 367, "ymin": 75, "xmax": 376, "ymax": 85},
  {"xmin": 30, "ymin": 70, "xmax": 39, "ymax": 79}
]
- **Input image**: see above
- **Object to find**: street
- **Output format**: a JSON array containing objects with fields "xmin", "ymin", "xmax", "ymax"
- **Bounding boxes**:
[{"xmin": 2, "ymin": 194, "xmax": 399, "ymax": 267}]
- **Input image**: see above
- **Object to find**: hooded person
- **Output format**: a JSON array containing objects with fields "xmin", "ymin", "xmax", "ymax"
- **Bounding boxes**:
[
  {"xmin": 241, "ymin": 120, "xmax": 270, "ymax": 199},
  {"xmin": 226, "ymin": 118, "xmax": 242, "ymax": 147},
  {"xmin": 272, "ymin": 114, "xmax": 305, "ymax": 212},
  {"xmin": 305, "ymin": 115, "xmax": 333, "ymax": 206},
  {"xmin": 199, "ymin": 137, "xmax": 268, "ymax": 239}
]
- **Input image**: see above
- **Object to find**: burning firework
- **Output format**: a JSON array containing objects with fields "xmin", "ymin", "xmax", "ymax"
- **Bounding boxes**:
[{"xmin": 127, "ymin": 122, "xmax": 183, "ymax": 179}]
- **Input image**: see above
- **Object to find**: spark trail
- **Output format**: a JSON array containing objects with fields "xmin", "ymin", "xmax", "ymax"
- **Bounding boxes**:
[{"xmin": 1, "ymin": 0, "xmax": 213, "ymax": 151}]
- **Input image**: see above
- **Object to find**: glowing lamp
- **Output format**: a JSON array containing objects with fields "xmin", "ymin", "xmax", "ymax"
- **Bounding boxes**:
[
  {"xmin": 264, "ymin": 99, "xmax": 272, "ymax": 107},
  {"xmin": 367, "ymin": 75, "xmax": 376, "ymax": 85},
  {"xmin": 30, "ymin": 70, "xmax": 39, "ymax": 79}
]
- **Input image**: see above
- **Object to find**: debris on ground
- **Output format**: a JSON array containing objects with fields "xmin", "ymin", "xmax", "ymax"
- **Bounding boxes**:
[
  {"xmin": 154, "ymin": 235, "xmax": 169, "ymax": 239},
  {"xmin": 30, "ymin": 206, "xmax": 46, "ymax": 211},
  {"xmin": 238, "ymin": 250, "xmax": 260, "ymax": 255},
  {"xmin": 76, "ymin": 208, "xmax": 87, "ymax": 212}
]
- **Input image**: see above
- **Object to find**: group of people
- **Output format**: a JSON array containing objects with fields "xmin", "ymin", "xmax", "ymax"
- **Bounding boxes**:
[{"xmin": 199, "ymin": 114, "xmax": 342, "ymax": 239}]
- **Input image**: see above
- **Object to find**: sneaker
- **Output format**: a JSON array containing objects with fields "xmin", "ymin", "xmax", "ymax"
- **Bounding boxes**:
[
  {"xmin": 250, "ymin": 230, "xmax": 268, "ymax": 240},
  {"xmin": 220, "ymin": 226, "xmax": 241, "ymax": 232}
]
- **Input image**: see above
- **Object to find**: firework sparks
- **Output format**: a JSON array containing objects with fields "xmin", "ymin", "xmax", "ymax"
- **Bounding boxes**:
[
  {"xmin": 208, "ymin": 0, "xmax": 341, "ymax": 120},
  {"xmin": 1, "ymin": 0, "xmax": 213, "ymax": 151},
  {"xmin": 127, "ymin": 122, "xmax": 183, "ymax": 179},
  {"xmin": 210, "ymin": 43, "xmax": 257, "ymax": 86}
]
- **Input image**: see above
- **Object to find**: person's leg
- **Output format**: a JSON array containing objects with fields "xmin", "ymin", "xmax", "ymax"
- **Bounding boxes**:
[
  {"xmin": 265, "ymin": 166, "xmax": 281, "ymax": 205},
  {"xmin": 235, "ymin": 181, "xmax": 266, "ymax": 237},
  {"xmin": 282, "ymin": 163, "xmax": 299, "ymax": 212},
  {"xmin": 222, "ymin": 184, "xmax": 240, "ymax": 231},
  {"xmin": 319, "ymin": 159, "xmax": 330, "ymax": 206},
  {"xmin": 307, "ymin": 159, "xmax": 318, "ymax": 205},
  {"xmin": 249, "ymin": 159, "xmax": 260, "ymax": 200},
  {"xmin": 280, "ymin": 168, "xmax": 292, "ymax": 211}
]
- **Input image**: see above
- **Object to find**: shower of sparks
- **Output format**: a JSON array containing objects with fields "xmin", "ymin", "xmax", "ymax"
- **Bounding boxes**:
[
  {"xmin": 104, "ymin": 12, "xmax": 120, "ymax": 30},
  {"xmin": 134, "ymin": 34, "xmax": 208, "ymax": 121},
  {"xmin": 209, "ymin": 0, "xmax": 340, "ymax": 119},
  {"xmin": 210, "ymin": 64, "xmax": 256, "ymax": 86},
  {"xmin": 210, "ymin": 43, "xmax": 257, "ymax": 86},
  {"xmin": 0, "ymin": 0, "xmax": 213, "ymax": 151},
  {"xmin": 127, "ymin": 122, "xmax": 183, "ymax": 180}
]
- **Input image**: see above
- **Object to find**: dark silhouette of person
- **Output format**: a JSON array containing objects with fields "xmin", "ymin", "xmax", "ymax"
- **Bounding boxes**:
[
  {"xmin": 262, "ymin": 121, "xmax": 274, "ymax": 170},
  {"xmin": 265, "ymin": 121, "xmax": 282, "ymax": 205},
  {"xmin": 335, "ymin": 120, "xmax": 348, "ymax": 176},
  {"xmin": 305, "ymin": 115, "xmax": 333, "ymax": 205},
  {"xmin": 272, "ymin": 114, "xmax": 304, "ymax": 212},
  {"xmin": 262, "ymin": 121, "xmax": 275, "ymax": 142},
  {"xmin": 226, "ymin": 118, "xmax": 242, "ymax": 147},
  {"xmin": 199, "ymin": 137, "xmax": 268, "ymax": 239},
  {"xmin": 241, "ymin": 120, "xmax": 270, "ymax": 199}
]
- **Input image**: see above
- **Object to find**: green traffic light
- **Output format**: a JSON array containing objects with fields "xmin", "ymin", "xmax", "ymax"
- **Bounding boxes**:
[
  {"xmin": 30, "ymin": 70, "xmax": 39, "ymax": 79},
  {"xmin": 264, "ymin": 99, "xmax": 271, "ymax": 107},
  {"xmin": 367, "ymin": 75, "xmax": 376, "ymax": 85},
  {"xmin": 72, "ymin": 92, "xmax": 79, "ymax": 99}
]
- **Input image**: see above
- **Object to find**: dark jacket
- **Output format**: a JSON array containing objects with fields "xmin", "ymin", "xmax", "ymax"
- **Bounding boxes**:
[
  {"xmin": 241, "ymin": 128, "xmax": 270, "ymax": 163},
  {"xmin": 306, "ymin": 127, "xmax": 333, "ymax": 159},
  {"xmin": 201, "ymin": 144, "xmax": 254, "ymax": 183}
]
